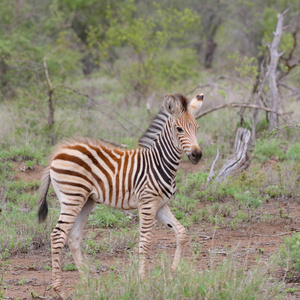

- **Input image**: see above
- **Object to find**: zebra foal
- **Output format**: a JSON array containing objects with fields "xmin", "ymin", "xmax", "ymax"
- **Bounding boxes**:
[{"xmin": 38, "ymin": 93, "xmax": 204, "ymax": 299}]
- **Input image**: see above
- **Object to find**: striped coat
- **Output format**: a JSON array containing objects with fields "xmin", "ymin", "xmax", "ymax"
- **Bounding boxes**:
[{"xmin": 38, "ymin": 93, "xmax": 203, "ymax": 299}]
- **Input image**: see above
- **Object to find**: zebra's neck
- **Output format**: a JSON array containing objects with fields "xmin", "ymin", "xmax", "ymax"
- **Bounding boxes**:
[{"xmin": 145, "ymin": 118, "xmax": 182, "ymax": 183}]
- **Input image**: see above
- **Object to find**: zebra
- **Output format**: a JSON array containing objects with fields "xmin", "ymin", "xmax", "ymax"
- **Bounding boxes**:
[{"xmin": 38, "ymin": 93, "xmax": 204, "ymax": 299}]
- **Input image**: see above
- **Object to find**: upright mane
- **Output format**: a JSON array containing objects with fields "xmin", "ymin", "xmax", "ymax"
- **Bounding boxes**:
[{"xmin": 138, "ymin": 94, "xmax": 189, "ymax": 149}]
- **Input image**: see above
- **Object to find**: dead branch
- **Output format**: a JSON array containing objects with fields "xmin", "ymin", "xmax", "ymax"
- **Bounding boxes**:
[
  {"xmin": 186, "ymin": 74, "xmax": 248, "ymax": 96},
  {"xmin": 43, "ymin": 56, "xmax": 56, "ymax": 145},
  {"xmin": 57, "ymin": 84, "xmax": 143, "ymax": 136},
  {"xmin": 215, "ymin": 128, "xmax": 251, "ymax": 181},
  {"xmin": 195, "ymin": 102, "xmax": 291, "ymax": 122},
  {"xmin": 279, "ymin": 83, "xmax": 300, "ymax": 98},
  {"xmin": 207, "ymin": 148, "xmax": 219, "ymax": 183},
  {"xmin": 268, "ymin": 10, "xmax": 287, "ymax": 130}
]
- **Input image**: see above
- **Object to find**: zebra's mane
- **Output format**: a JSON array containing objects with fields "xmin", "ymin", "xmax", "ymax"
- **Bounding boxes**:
[
  {"xmin": 138, "ymin": 94, "xmax": 190, "ymax": 149},
  {"xmin": 138, "ymin": 109, "xmax": 170, "ymax": 149}
]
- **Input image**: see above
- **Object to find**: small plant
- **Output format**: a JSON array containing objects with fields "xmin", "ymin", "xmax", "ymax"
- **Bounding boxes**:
[
  {"xmin": 63, "ymin": 263, "xmax": 77, "ymax": 271},
  {"xmin": 17, "ymin": 278, "xmax": 29, "ymax": 285},
  {"xmin": 278, "ymin": 232, "xmax": 300, "ymax": 272},
  {"xmin": 88, "ymin": 205, "xmax": 131, "ymax": 228},
  {"xmin": 254, "ymin": 138, "xmax": 286, "ymax": 162}
]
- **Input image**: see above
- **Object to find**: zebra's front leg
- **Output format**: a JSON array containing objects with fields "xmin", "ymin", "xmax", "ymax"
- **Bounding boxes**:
[
  {"xmin": 138, "ymin": 200, "xmax": 158, "ymax": 279},
  {"xmin": 156, "ymin": 204, "xmax": 187, "ymax": 271}
]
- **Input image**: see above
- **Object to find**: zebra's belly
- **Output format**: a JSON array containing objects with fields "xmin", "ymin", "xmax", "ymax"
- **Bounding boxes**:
[{"xmin": 93, "ymin": 189, "xmax": 138, "ymax": 210}]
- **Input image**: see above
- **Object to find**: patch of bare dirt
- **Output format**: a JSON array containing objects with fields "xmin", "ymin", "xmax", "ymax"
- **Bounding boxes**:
[
  {"xmin": 2, "ymin": 165, "xmax": 299, "ymax": 299},
  {"xmin": 13, "ymin": 163, "xmax": 44, "ymax": 182}
]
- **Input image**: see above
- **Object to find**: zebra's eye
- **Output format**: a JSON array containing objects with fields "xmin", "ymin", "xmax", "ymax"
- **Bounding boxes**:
[{"xmin": 176, "ymin": 127, "xmax": 184, "ymax": 133}]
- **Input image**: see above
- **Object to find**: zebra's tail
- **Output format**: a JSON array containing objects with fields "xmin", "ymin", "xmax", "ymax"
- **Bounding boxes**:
[{"xmin": 38, "ymin": 166, "xmax": 51, "ymax": 223}]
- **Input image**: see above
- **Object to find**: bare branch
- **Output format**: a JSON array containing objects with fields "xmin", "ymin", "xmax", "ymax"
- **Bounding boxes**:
[
  {"xmin": 195, "ymin": 102, "xmax": 291, "ymax": 122},
  {"xmin": 268, "ymin": 10, "xmax": 286, "ymax": 130},
  {"xmin": 215, "ymin": 128, "xmax": 251, "ymax": 181},
  {"xmin": 207, "ymin": 148, "xmax": 219, "ymax": 183},
  {"xmin": 185, "ymin": 74, "xmax": 248, "ymax": 96},
  {"xmin": 43, "ymin": 55, "xmax": 56, "ymax": 145},
  {"xmin": 57, "ymin": 84, "xmax": 143, "ymax": 136},
  {"xmin": 279, "ymin": 83, "xmax": 300, "ymax": 97}
]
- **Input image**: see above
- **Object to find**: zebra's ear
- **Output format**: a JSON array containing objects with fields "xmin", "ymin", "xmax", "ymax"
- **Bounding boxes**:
[
  {"xmin": 163, "ymin": 94, "xmax": 180, "ymax": 115},
  {"xmin": 188, "ymin": 94, "xmax": 204, "ymax": 117}
]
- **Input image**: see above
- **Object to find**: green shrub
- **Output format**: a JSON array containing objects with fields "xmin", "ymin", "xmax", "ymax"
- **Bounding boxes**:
[
  {"xmin": 279, "ymin": 232, "xmax": 300, "ymax": 272},
  {"xmin": 286, "ymin": 143, "xmax": 300, "ymax": 160},
  {"xmin": 254, "ymin": 138, "xmax": 286, "ymax": 162}
]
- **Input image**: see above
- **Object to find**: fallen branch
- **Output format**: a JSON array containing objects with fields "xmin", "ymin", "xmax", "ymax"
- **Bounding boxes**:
[{"xmin": 215, "ymin": 128, "xmax": 251, "ymax": 181}]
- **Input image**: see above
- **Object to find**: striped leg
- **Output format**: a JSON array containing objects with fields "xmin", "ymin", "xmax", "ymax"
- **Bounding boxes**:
[
  {"xmin": 156, "ymin": 204, "xmax": 187, "ymax": 271},
  {"xmin": 68, "ymin": 198, "xmax": 95, "ymax": 273},
  {"xmin": 51, "ymin": 201, "xmax": 86, "ymax": 300},
  {"xmin": 138, "ymin": 199, "xmax": 158, "ymax": 278}
]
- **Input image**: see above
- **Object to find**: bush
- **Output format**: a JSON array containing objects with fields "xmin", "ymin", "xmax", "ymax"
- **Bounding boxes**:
[
  {"xmin": 286, "ymin": 143, "xmax": 300, "ymax": 161},
  {"xmin": 279, "ymin": 232, "xmax": 300, "ymax": 272},
  {"xmin": 254, "ymin": 138, "xmax": 286, "ymax": 162}
]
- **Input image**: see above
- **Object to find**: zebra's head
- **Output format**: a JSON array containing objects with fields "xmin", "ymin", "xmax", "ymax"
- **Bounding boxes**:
[{"xmin": 164, "ymin": 93, "xmax": 203, "ymax": 164}]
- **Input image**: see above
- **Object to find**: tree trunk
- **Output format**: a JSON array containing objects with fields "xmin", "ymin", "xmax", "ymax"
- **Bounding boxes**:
[{"xmin": 268, "ymin": 11, "xmax": 285, "ymax": 130}]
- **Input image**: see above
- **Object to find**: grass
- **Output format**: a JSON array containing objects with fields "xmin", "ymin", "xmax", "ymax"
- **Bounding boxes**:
[
  {"xmin": 74, "ymin": 254, "xmax": 283, "ymax": 300},
  {"xmin": 84, "ymin": 228, "xmax": 139, "ymax": 256}
]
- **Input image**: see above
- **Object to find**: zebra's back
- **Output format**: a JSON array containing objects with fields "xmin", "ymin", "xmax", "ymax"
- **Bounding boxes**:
[{"xmin": 49, "ymin": 138, "xmax": 140, "ymax": 210}]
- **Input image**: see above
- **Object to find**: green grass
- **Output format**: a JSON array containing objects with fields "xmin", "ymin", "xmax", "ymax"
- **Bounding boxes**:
[
  {"xmin": 74, "ymin": 254, "xmax": 283, "ymax": 300},
  {"xmin": 84, "ymin": 228, "xmax": 139, "ymax": 256}
]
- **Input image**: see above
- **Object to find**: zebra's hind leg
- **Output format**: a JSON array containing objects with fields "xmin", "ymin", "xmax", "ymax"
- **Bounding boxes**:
[
  {"xmin": 68, "ymin": 198, "xmax": 95, "ymax": 274},
  {"xmin": 51, "ymin": 200, "xmax": 86, "ymax": 300},
  {"xmin": 138, "ymin": 199, "xmax": 158, "ymax": 279},
  {"xmin": 155, "ymin": 204, "xmax": 187, "ymax": 271}
]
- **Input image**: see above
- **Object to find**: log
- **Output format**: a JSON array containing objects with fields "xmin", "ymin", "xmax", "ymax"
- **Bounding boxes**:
[{"xmin": 214, "ymin": 128, "xmax": 251, "ymax": 181}]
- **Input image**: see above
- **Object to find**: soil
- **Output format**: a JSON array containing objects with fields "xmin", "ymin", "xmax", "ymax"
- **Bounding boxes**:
[{"xmin": 1, "ymin": 162, "xmax": 300, "ymax": 299}]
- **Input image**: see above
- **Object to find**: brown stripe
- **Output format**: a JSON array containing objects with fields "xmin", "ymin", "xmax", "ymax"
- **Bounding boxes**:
[
  {"xmin": 50, "ymin": 166, "xmax": 94, "ymax": 186},
  {"xmin": 60, "ymin": 191, "xmax": 85, "ymax": 199},
  {"xmin": 53, "ymin": 179, "xmax": 91, "ymax": 192},
  {"xmin": 114, "ymin": 153, "xmax": 122, "ymax": 206},
  {"xmin": 52, "ymin": 153, "xmax": 106, "ymax": 198},
  {"xmin": 67, "ymin": 144, "xmax": 114, "ymax": 202},
  {"xmin": 61, "ymin": 202, "xmax": 78, "ymax": 206},
  {"xmin": 121, "ymin": 151, "xmax": 129, "ymax": 208},
  {"xmin": 88, "ymin": 144, "xmax": 115, "ymax": 173}
]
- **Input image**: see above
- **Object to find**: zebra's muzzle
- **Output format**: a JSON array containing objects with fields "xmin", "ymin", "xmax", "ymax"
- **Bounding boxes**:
[{"xmin": 188, "ymin": 146, "xmax": 202, "ymax": 164}]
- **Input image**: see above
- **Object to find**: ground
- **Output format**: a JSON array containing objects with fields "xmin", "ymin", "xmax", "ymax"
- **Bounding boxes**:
[{"xmin": 1, "ymin": 163, "xmax": 300, "ymax": 299}]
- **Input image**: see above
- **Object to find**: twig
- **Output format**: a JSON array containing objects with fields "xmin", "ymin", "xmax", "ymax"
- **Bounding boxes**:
[
  {"xmin": 57, "ymin": 84, "xmax": 143, "ymax": 136},
  {"xmin": 207, "ymin": 148, "xmax": 219, "ymax": 183},
  {"xmin": 185, "ymin": 74, "xmax": 248, "ymax": 95}
]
